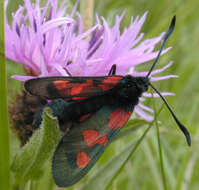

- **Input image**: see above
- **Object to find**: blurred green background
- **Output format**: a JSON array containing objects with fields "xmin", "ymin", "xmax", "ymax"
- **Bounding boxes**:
[{"xmin": 4, "ymin": 0, "xmax": 199, "ymax": 189}]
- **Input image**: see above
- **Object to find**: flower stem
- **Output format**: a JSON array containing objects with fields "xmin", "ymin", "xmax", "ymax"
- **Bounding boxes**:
[
  {"xmin": 153, "ymin": 98, "xmax": 167, "ymax": 190},
  {"xmin": 80, "ymin": 0, "xmax": 94, "ymax": 31},
  {"xmin": 0, "ymin": 0, "xmax": 11, "ymax": 190}
]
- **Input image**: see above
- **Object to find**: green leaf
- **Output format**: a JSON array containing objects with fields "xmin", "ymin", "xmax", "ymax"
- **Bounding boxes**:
[{"xmin": 11, "ymin": 108, "xmax": 61, "ymax": 184}]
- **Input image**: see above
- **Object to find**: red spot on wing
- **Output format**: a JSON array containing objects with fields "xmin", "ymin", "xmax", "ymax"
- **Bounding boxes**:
[
  {"xmin": 104, "ymin": 76, "xmax": 122, "ymax": 83},
  {"xmin": 98, "ymin": 84, "xmax": 111, "ymax": 91},
  {"xmin": 79, "ymin": 113, "xmax": 92, "ymax": 122},
  {"xmin": 108, "ymin": 109, "xmax": 132, "ymax": 130},
  {"xmin": 76, "ymin": 152, "xmax": 91, "ymax": 168},
  {"xmin": 53, "ymin": 80, "xmax": 70, "ymax": 90},
  {"xmin": 53, "ymin": 80, "xmax": 96, "ymax": 97},
  {"xmin": 83, "ymin": 130, "xmax": 98, "ymax": 146},
  {"xmin": 95, "ymin": 135, "xmax": 108, "ymax": 146},
  {"xmin": 83, "ymin": 130, "xmax": 108, "ymax": 147},
  {"xmin": 103, "ymin": 76, "xmax": 122, "ymax": 84},
  {"xmin": 98, "ymin": 76, "xmax": 122, "ymax": 91},
  {"xmin": 71, "ymin": 80, "xmax": 93, "ymax": 96},
  {"xmin": 72, "ymin": 97, "xmax": 88, "ymax": 100},
  {"xmin": 53, "ymin": 81, "xmax": 80, "ymax": 96}
]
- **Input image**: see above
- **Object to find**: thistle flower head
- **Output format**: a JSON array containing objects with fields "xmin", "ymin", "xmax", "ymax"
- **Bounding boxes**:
[{"xmin": 5, "ymin": 0, "xmax": 177, "ymax": 122}]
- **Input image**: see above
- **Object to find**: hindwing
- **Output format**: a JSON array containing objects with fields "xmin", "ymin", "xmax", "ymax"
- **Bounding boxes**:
[{"xmin": 52, "ymin": 104, "xmax": 134, "ymax": 187}]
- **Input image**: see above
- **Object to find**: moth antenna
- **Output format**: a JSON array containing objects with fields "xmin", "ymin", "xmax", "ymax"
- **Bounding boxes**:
[
  {"xmin": 146, "ymin": 16, "xmax": 176, "ymax": 78},
  {"xmin": 149, "ymin": 82, "xmax": 191, "ymax": 146}
]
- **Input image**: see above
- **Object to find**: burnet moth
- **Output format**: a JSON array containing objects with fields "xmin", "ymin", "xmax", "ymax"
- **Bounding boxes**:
[{"xmin": 24, "ymin": 16, "xmax": 191, "ymax": 187}]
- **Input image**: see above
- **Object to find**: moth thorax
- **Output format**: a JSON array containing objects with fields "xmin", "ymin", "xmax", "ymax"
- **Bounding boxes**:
[
  {"xmin": 134, "ymin": 77, "xmax": 149, "ymax": 95},
  {"xmin": 112, "ymin": 76, "xmax": 146, "ymax": 105}
]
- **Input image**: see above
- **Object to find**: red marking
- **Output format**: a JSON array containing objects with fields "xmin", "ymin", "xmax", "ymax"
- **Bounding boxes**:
[
  {"xmin": 108, "ymin": 109, "xmax": 132, "ymax": 130},
  {"xmin": 71, "ymin": 80, "xmax": 93, "ymax": 96},
  {"xmin": 98, "ymin": 84, "xmax": 111, "ymax": 91},
  {"xmin": 54, "ymin": 80, "xmax": 96, "ymax": 97},
  {"xmin": 79, "ymin": 113, "xmax": 92, "ymax": 122},
  {"xmin": 95, "ymin": 135, "xmax": 108, "ymax": 146},
  {"xmin": 98, "ymin": 76, "xmax": 122, "ymax": 91},
  {"xmin": 83, "ymin": 130, "xmax": 98, "ymax": 147},
  {"xmin": 83, "ymin": 130, "xmax": 108, "ymax": 147},
  {"xmin": 72, "ymin": 97, "xmax": 87, "ymax": 100},
  {"xmin": 103, "ymin": 76, "xmax": 122, "ymax": 83},
  {"xmin": 53, "ymin": 80, "xmax": 70, "ymax": 90},
  {"xmin": 76, "ymin": 152, "xmax": 91, "ymax": 168}
]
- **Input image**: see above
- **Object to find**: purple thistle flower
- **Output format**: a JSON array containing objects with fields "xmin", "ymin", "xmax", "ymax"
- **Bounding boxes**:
[{"xmin": 5, "ymin": 0, "xmax": 177, "ymax": 121}]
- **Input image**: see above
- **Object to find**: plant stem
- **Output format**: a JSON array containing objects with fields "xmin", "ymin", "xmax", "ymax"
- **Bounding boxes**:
[
  {"xmin": 80, "ymin": 0, "xmax": 94, "ymax": 31},
  {"xmin": 0, "ymin": 0, "xmax": 11, "ymax": 190},
  {"xmin": 153, "ymin": 99, "xmax": 167, "ymax": 190}
]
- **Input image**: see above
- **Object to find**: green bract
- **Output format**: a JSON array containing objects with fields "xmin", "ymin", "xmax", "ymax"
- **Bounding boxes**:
[{"xmin": 11, "ymin": 108, "xmax": 61, "ymax": 183}]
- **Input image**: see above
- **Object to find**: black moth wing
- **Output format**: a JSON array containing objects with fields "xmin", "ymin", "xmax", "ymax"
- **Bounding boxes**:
[
  {"xmin": 24, "ymin": 76, "xmax": 123, "ymax": 100},
  {"xmin": 52, "ymin": 104, "xmax": 134, "ymax": 187}
]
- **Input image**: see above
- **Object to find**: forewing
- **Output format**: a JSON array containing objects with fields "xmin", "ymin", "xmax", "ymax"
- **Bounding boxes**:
[
  {"xmin": 52, "ymin": 105, "xmax": 134, "ymax": 187},
  {"xmin": 24, "ymin": 76, "xmax": 122, "ymax": 100}
]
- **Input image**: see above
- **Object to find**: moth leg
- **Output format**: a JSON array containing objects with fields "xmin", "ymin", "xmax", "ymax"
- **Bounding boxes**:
[
  {"xmin": 64, "ymin": 68, "xmax": 72, "ymax": 76},
  {"xmin": 33, "ymin": 99, "xmax": 72, "ymax": 129},
  {"xmin": 108, "ymin": 64, "xmax": 117, "ymax": 76}
]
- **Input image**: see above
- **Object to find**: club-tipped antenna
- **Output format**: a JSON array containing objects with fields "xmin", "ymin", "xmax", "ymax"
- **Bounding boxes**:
[
  {"xmin": 149, "ymin": 82, "xmax": 191, "ymax": 146},
  {"xmin": 146, "ymin": 16, "xmax": 176, "ymax": 78}
]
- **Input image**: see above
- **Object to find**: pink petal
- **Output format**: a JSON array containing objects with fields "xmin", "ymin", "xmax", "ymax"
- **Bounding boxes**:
[
  {"xmin": 150, "ymin": 75, "xmax": 178, "ymax": 81},
  {"xmin": 143, "ymin": 92, "xmax": 175, "ymax": 98},
  {"xmin": 134, "ymin": 106, "xmax": 154, "ymax": 121},
  {"xmin": 12, "ymin": 75, "xmax": 36, "ymax": 81},
  {"xmin": 41, "ymin": 17, "xmax": 74, "ymax": 33}
]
